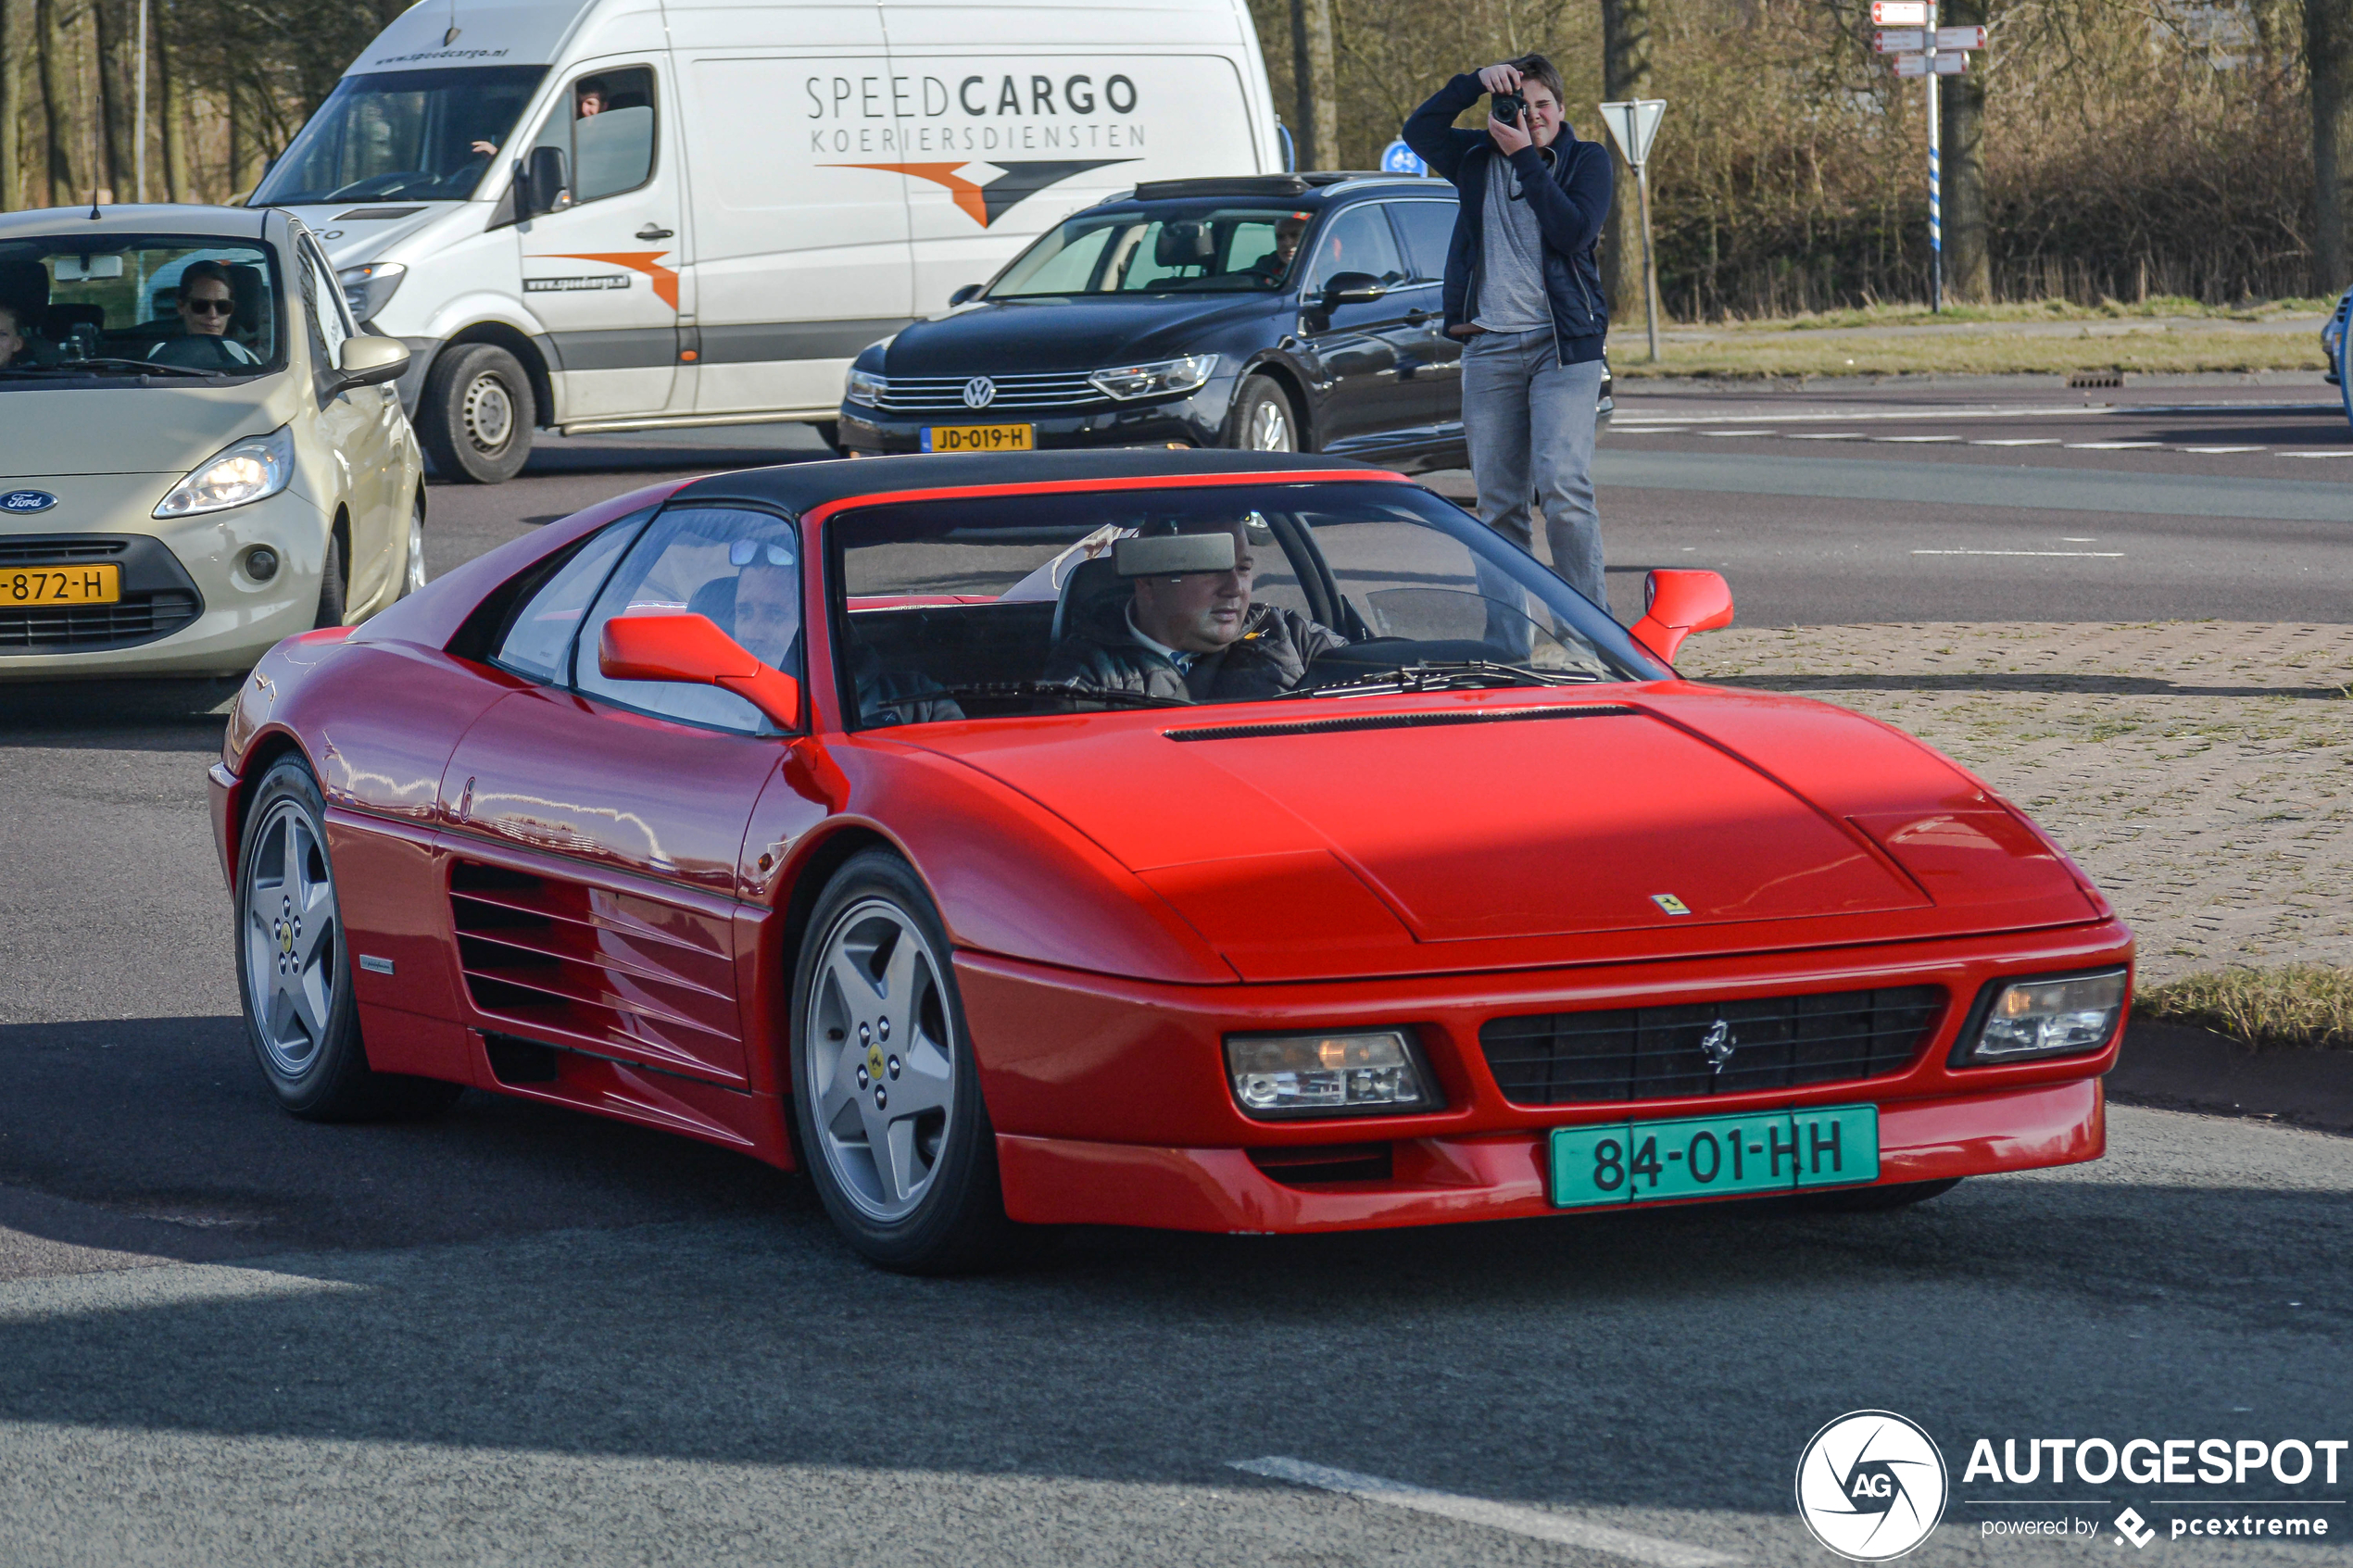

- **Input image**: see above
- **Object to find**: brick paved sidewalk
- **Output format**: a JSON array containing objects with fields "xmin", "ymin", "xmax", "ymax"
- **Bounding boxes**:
[{"xmin": 1671, "ymin": 622, "xmax": 2353, "ymax": 985}]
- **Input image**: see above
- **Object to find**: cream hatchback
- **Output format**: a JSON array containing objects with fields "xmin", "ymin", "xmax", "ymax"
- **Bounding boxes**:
[{"xmin": 0, "ymin": 205, "xmax": 422, "ymax": 677}]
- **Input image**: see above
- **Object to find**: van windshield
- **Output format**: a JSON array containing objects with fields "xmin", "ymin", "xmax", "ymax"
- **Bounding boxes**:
[
  {"xmin": 252, "ymin": 66, "xmax": 548, "ymax": 206},
  {"xmin": 988, "ymin": 207, "xmax": 1312, "ymax": 296}
]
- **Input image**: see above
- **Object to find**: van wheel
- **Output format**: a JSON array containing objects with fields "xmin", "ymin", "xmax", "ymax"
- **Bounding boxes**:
[
  {"xmin": 1229, "ymin": 375, "xmax": 1299, "ymax": 452},
  {"xmin": 419, "ymin": 344, "xmax": 535, "ymax": 483}
]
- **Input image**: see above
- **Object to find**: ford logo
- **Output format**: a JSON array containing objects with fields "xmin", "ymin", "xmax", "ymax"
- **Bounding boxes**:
[
  {"xmin": 0, "ymin": 490, "xmax": 57, "ymax": 514},
  {"xmin": 962, "ymin": 376, "xmax": 996, "ymax": 409}
]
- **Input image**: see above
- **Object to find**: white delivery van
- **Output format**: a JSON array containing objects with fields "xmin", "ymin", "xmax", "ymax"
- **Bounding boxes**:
[{"xmin": 250, "ymin": 0, "xmax": 1280, "ymax": 481}]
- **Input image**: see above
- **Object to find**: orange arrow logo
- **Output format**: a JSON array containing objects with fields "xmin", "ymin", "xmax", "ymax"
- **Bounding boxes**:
[{"xmin": 529, "ymin": 251, "xmax": 679, "ymax": 308}]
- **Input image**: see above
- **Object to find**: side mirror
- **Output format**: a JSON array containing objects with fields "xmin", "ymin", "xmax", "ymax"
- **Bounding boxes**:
[
  {"xmin": 948, "ymin": 282, "xmax": 984, "ymax": 307},
  {"xmin": 598, "ymin": 612, "xmax": 802, "ymax": 731},
  {"xmin": 519, "ymin": 146, "xmax": 568, "ymax": 219},
  {"xmin": 1319, "ymin": 270, "xmax": 1388, "ymax": 309},
  {"xmin": 336, "ymin": 334, "xmax": 409, "ymax": 389},
  {"xmin": 1629, "ymin": 570, "xmax": 1734, "ymax": 665}
]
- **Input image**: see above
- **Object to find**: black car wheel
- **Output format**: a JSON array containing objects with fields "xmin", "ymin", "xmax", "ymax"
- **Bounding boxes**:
[
  {"xmin": 418, "ymin": 343, "xmax": 535, "ymax": 483},
  {"xmin": 312, "ymin": 530, "xmax": 346, "ymax": 628},
  {"xmin": 1229, "ymin": 374, "xmax": 1299, "ymax": 452}
]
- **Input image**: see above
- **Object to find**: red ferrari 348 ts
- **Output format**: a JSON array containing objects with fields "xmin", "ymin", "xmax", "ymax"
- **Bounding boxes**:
[{"xmin": 210, "ymin": 451, "xmax": 2133, "ymax": 1272}]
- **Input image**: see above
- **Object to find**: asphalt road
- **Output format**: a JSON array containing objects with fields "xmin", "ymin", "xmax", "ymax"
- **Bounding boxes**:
[{"xmin": 3, "ymin": 379, "xmax": 2349, "ymax": 1566}]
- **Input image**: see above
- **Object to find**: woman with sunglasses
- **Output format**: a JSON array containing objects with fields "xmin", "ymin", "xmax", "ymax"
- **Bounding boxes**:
[{"xmin": 144, "ymin": 260, "xmax": 262, "ymax": 370}]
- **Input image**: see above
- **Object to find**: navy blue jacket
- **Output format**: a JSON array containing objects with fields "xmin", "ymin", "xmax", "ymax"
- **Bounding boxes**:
[{"xmin": 1402, "ymin": 73, "xmax": 1613, "ymax": 359}]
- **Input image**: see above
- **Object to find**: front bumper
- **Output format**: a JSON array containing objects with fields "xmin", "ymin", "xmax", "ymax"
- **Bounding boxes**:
[
  {"xmin": 838, "ymin": 387, "xmax": 1230, "ymax": 456},
  {"xmin": 958, "ymin": 917, "xmax": 2133, "ymax": 1233},
  {"xmin": 0, "ymin": 475, "xmax": 333, "ymax": 678}
]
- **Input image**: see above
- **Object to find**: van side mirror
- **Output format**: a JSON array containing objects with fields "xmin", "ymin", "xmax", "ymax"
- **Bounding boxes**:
[
  {"xmin": 336, "ymin": 334, "xmax": 410, "ymax": 390},
  {"xmin": 948, "ymin": 282, "xmax": 984, "ymax": 307},
  {"xmin": 519, "ymin": 146, "xmax": 568, "ymax": 219},
  {"xmin": 598, "ymin": 612, "xmax": 802, "ymax": 731},
  {"xmin": 1629, "ymin": 569, "xmax": 1734, "ymax": 665}
]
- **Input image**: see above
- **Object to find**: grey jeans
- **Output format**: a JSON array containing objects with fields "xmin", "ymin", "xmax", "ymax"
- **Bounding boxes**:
[{"xmin": 1460, "ymin": 327, "xmax": 1605, "ymax": 605}]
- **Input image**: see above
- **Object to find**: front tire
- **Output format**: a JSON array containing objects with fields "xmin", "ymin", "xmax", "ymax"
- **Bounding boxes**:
[
  {"xmin": 418, "ymin": 343, "xmax": 535, "ymax": 483},
  {"xmin": 312, "ymin": 529, "xmax": 346, "ymax": 628},
  {"xmin": 235, "ymin": 758, "xmax": 463, "ymax": 1122},
  {"xmin": 788, "ymin": 849, "xmax": 1027, "ymax": 1273},
  {"xmin": 1229, "ymin": 374, "xmax": 1299, "ymax": 452}
]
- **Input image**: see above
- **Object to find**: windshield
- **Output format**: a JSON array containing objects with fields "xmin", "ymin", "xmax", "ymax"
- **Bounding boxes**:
[
  {"xmin": 988, "ymin": 207, "xmax": 1314, "ymax": 296},
  {"xmin": 829, "ymin": 482, "xmax": 1667, "ymax": 727},
  {"xmin": 251, "ymin": 66, "xmax": 548, "ymax": 206},
  {"xmin": 0, "ymin": 235, "xmax": 283, "ymax": 383}
]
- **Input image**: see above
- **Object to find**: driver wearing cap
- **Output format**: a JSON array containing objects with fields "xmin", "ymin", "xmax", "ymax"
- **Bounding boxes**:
[{"xmin": 1041, "ymin": 515, "xmax": 1345, "ymax": 702}]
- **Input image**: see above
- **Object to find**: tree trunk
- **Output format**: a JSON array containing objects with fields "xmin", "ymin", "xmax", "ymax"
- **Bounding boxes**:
[
  {"xmin": 1601, "ymin": 0, "xmax": 1654, "ymax": 322},
  {"xmin": 1, "ymin": 0, "xmax": 19, "ymax": 211},
  {"xmin": 156, "ymin": 0, "xmax": 186, "ymax": 201},
  {"xmin": 1940, "ymin": 0, "xmax": 1993, "ymax": 301},
  {"xmin": 94, "ymin": 0, "xmax": 134, "ymax": 200},
  {"xmin": 2311, "ymin": 0, "xmax": 2353, "ymax": 291},
  {"xmin": 35, "ymin": 0, "xmax": 76, "ymax": 206},
  {"xmin": 1289, "ymin": 0, "xmax": 1337, "ymax": 170}
]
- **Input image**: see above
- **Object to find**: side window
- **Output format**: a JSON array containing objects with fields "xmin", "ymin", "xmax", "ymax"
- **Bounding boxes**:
[
  {"xmin": 574, "ymin": 505, "xmax": 801, "ymax": 734},
  {"xmin": 1388, "ymin": 202, "xmax": 1456, "ymax": 283},
  {"xmin": 1304, "ymin": 206, "xmax": 1408, "ymax": 293},
  {"xmin": 297, "ymin": 239, "xmax": 351, "ymax": 378},
  {"xmin": 529, "ymin": 66, "xmax": 658, "ymax": 209},
  {"xmin": 489, "ymin": 516, "xmax": 648, "ymax": 683}
]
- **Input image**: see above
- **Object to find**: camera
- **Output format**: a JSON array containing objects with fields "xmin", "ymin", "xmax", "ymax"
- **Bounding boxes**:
[{"xmin": 1492, "ymin": 91, "xmax": 1526, "ymax": 126}]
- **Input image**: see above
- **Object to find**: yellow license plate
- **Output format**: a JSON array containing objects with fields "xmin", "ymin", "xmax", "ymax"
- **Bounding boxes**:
[
  {"xmin": 923, "ymin": 423, "xmax": 1034, "ymax": 453},
  {"xmin": 1, "ymin": 562, "xmax": 120, "ymax": 605}
]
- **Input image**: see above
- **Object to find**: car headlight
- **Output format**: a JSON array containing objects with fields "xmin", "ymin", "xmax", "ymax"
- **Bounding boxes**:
[
  {"xmin": 154, "ymin": 425, "xmax": 295, "ymax": 519},
  {"xmin": 336, "ymin": 262, "xmax": 406, "ymax": 323},
  {"xmin": 1089, "ymin": 354, "xmax": 1218, "ymax": 401},
  {"xmin": 845, "ymin": 367, "xmax": 887, "ymax": 406},
  {"xmin": 1951, "ymin": 969, "xmax": 2128, "ymax": 1065},
  {"xmin": 1224, "ymin": 1028, "xmax": 1437, "ymax": 1119}
]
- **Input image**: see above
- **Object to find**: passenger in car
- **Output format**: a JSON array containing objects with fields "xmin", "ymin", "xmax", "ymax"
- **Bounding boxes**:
[
  {"xmin": 1041, "ymin": 516, "xmax": 1345, "ymax": 701},
  {"xmin": 716, "ymin": 539, "xmax": 964, "ymax": 726},
  {"xmin": 0, "ymin": 302, "xmax": 23, "ymax": 369}
]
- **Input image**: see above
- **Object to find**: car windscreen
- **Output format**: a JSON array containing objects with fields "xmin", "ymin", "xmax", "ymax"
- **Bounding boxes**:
[
  {"xmin": 828, "ymin": 481, "xmax": 1667, "ymax": 728},
  {"xmin": 987, "ymin": 207, "xmax": 1313, "ymax": 296},
  {"xmin": 0, "ymin": 235, "xmax": 283, "ymax": 383},
  {"xmin": 251, "ymin": 66, "xmax": 549, "ymax": 206}
]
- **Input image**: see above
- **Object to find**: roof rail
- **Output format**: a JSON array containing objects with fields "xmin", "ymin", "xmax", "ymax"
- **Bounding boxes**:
[{"xmin": 1126, "ymin": 170, "xmax": 1413, "ymax": 201}]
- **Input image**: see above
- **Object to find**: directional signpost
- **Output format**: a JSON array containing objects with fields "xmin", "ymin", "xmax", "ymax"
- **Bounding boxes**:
[
  {"xmin": 1871, "ymin": 0, "xmax": 1985, "ymax": 309},
  {"xmin": 1596, "ymin": 98, "xmax": 1667, "ymax": 362}
]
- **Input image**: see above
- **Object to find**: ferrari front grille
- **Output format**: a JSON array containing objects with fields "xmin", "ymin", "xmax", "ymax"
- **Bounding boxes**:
[
  {"xmin": 0, "ymin": 590, "xmax": 199, "ymax": 650},
  {"xmin": 1479, "ymin": 985, "xmax": 1945, "ymax": 1106}
]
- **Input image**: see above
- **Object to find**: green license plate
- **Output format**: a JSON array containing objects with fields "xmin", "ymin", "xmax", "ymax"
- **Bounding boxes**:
[{"xmin": 1550, "ymin": 1104, "xmax": 1879, "ymax": 1208}]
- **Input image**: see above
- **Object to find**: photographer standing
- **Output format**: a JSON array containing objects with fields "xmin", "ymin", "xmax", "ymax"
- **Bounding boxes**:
[{"xmin": 1404, "ymin": 56, "xmax": 1612, "ymax": 607}]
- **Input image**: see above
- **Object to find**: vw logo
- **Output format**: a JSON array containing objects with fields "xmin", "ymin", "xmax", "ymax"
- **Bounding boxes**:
[
  {"xmin": 961, "ymin": 376, "xmax": 997, "ymax": 409},
  {"xmin": 1698, "ymin": 1019, "xmax": 1737, "ymax": 1073},
  {"xmin": 1, "ymin": 489, "xmax": 57, "ymax": 513}
]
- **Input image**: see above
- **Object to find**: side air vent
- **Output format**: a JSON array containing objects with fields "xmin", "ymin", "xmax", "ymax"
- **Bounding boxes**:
[
  {"xmin": 1166, "ymin": 703, "xmax": 1633, "ymax": 744},
  {"xmin": 483, "ymin": 1032, "xmax": 560, "ymax": 1085}
]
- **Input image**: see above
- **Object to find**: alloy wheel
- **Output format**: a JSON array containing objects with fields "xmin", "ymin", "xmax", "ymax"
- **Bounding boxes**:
[
  {"xmin": 804, "ymin": 897, "xmax": 958, "ymax": 1223},
  {"xmin": 243, "ymin": 798, "xmax": 340, "ymax": 1079},
  {"xmin": 402, "ymin": 499, "xmax": 427, "ymax": 595},
  {"xmin": 1247, "ymin": 397, "xmax": 1293, "ymax": 451},
  {"xmin": 460, "ymin": 372, "xmax": 515, "ymax": 455}
]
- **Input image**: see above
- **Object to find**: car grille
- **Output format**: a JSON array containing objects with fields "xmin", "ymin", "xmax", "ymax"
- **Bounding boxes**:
[
  {"xmin": 1478, "ymin": 985, "xmax": 1945, "ymax": 1106},
  {"xmin": 0, "ymin": 591, "xmax": 200, "ymax": 650},
  {"xmin": 866, "ymin": 372, "xmax": 1107, "ymax": 415},
  {"xmin": 0, "ymin": 537, "xmax": 124, "ymax": 565}
]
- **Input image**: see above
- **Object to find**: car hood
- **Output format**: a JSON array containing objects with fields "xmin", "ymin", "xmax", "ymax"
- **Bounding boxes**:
[
  {"xmin": 0, "ymin": 380, "xmax": 296, "ymax": 477},
  {"xmin": 904, "ymin": 686, "xmax": 2101, "ymax": 981},
  {"xmin": 883, "ymin": 295, "xmax": 1276, "ymax": 375}
]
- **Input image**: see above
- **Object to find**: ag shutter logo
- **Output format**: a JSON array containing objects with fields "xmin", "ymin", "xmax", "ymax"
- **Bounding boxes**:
[{"xmin": 1795, "ymin": 1411, "xmax": 1950, "ymax": 1562}]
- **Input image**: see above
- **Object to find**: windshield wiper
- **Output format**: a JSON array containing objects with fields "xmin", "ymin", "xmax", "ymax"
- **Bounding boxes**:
[
  {"xmin": 889, "ymin": 680, "xmax": 1195, "ymax": 710},
  {"xmin": 2, "ymin": 357, "xmax": 221, "ymax": 379},
  {"xmin": 1308, "ymin": 660, "xmax": 1602, "ymax": 698}
]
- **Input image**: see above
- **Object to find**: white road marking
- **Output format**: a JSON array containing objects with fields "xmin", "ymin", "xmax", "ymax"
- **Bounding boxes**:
[
  {"xmin": 1699, "ymin": 429, "xmax": 1776, "ymax": 437},
  {"xmin": 2280, "ymin": 450, "xmax": 2353, "ymax": 458},
  {"xmin": 2064, "ymin": 441, "xmax": 2165, "ymax": 449},
  {"xmin": 2180, "ymin": 445, "xmax": 2265, "ymax": 453},
  {"xmin": 1875, "ymin": 434, "xmax": 1960, "ymax": 443},
  {"xmin": 1228, "ymin": 1458, "xmax": 1740, "ymax": 1568},
  {"xmin": 1784, "ymin": 432, "xmax": 1866, "ymax": 439},
  {"xmin": 1970, "ymin": 437, "xmax": 2062, "ymax": 445},
  {"xmin": 1912, "ymin": 549, "xmax": 2125, "ymax": 557}
]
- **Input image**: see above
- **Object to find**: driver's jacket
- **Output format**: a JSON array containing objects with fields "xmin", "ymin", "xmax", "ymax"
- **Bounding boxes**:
[{"xmin": 1040, "ymin": 596, "xmax": 1347, "ymax": 702}]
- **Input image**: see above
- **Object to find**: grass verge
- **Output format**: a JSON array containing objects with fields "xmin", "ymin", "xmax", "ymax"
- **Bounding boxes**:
[{"xmin": 2134, "ymin": 964, "xmax": 2353, "ymax": 1050}]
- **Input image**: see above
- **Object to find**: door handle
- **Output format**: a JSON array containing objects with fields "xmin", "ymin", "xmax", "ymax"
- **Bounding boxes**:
[
  {"xmin": 636, "ymin": 225, "xmax": 674, "ymax": 241},
  {"xmin": 1404, "ymin": 307, "xmax": 1434, "ymax": 325}
]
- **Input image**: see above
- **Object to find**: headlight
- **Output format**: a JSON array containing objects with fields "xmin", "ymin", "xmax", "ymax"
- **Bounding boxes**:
[
  {"xmin": 1089, "ymin": 353, "xmax": 1218, "ymax": 401},
  {"xmin": 1952, "ymin": 969, "xmax": 2128, "ymax": 1065},
  {"xmin": 336, "ymin": 262, "xmax": 406, "ymax": 323},
  {"xmin": 845, "ymin": 367, "xmax": 887, "ymax": 406},
  {"xmin": 155, "ymin": 425, "xmax": 295, "ymax": 519},
  {"xmin": 1224, "ymin": 1028, "xmax": 1436, "ymax": 1119}
]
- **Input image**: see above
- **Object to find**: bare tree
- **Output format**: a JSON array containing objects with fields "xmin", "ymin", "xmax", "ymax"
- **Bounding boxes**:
[
  {"xmin": 1292, "ymin": 0, "xmax": 1340, "ymax": 168},
  {"xmin": 2312, "ymin": 0, "xmax": 2353, "ymax": 288},
  {"xmin": 1941, "ymin": 0, "xmax": 1993, "ymax": 299},
  {"xmin": 1601, "ymin": 0, "xmax": 1653, "ymax": 320}
]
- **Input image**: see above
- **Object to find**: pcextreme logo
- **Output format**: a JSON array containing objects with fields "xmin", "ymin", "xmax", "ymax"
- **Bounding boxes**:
[
  {"xmin": 1795, "ymin": 1411, "xmax": 1951, "ymax": 1562},
  {"xmin": 824, "ymin": 157, "xmax": 1138, "ymax": 226}
]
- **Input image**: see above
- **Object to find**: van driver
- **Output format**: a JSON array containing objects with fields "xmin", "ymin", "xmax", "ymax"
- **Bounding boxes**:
[{"xmin": 1041, "ymin": 516, "xmax": 1345, "ymax": 701}]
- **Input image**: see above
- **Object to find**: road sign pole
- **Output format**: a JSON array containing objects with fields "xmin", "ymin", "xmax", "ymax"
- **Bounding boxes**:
[
  {"xmin": 1635, "ymin": 160, "xmax": 1660, "ymax": 362},
  {"xmin": 1926, "ymin": 1, "xmax": 1941, "ymax": 312}
]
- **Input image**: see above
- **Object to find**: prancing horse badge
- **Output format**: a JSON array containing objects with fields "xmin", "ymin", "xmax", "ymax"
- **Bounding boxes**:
[{"xmin": 1651, "ymin": 893, "xmax": 1692, "ymax": 916}]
